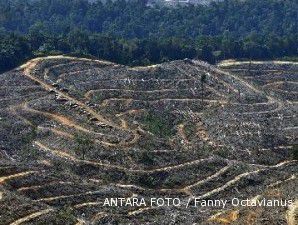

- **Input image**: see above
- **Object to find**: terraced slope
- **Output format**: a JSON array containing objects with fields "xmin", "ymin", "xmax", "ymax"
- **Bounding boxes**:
[{"xmin": 0, "ymin": 56, "xmax": 297, "ymax": 225}]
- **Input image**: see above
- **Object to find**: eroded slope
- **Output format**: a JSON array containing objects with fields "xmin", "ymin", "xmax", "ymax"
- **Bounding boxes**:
[{"xmin": 0, "ymin": 56, "xmax": 297, "ymax": 224}]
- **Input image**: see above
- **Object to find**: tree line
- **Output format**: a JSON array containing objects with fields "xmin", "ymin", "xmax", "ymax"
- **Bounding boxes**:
[{"xmin": 0, "ymin": 0, "xmax": 297, "ymax": 73}]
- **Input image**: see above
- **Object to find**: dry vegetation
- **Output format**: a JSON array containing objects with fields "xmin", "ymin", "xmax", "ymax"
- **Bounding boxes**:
[{"xmin": 0, "ymin": 56, "xmax": 297, "ymax": 224}]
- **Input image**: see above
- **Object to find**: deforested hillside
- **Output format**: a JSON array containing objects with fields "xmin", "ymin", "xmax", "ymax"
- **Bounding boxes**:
[
  {"xmin": 219, "ymin": 60, "xmax": 298, "ymax": 102},
  {"xmin": 0, "ymin": 56, "xmax": 297, "ymax": 225}
]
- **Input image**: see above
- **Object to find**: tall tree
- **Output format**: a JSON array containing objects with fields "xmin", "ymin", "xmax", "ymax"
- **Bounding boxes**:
[{"xmin": 200, "ymin": 73, "xmax": 207, "ymax": 104}]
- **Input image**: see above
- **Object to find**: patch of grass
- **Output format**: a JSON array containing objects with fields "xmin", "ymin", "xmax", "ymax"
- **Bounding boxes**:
[
  {"xmin": 20, "ymin": 126, "xmax": 40, "ymax": 160},
  {"xmin": 91, "ymin": 93, "xmax": 104, "ymax": 104},
  {"xmin": 22, "ymin": 126, "xmax": 38, "ymax": 145},
  {"xmin": 214, "ymin": 146, "xmax": 230, "ymax": 158},
  {"xmin": 184, "ymin": 123, "xmax": 197, "ymax": 138},
  {"xmin": 292, "ymin": 145, "xmax": 298, "ymax": 160},
  {"xmin": 143, "ymin": 110, "xmax": 175, "ymax": 138}
]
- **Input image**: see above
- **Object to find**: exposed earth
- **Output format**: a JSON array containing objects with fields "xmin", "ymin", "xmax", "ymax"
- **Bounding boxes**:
[{"xmin": 0, "ymin": 56, "xmax": 297, "ymax": 224}]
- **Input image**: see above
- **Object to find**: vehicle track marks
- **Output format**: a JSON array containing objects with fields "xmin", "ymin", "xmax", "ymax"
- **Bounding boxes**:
[
  {"xmin": 9, "ymin": 209, "xmax": 54, "ymax": 225},
  {"xmin": 0, "ymin": 171, "xmax": 38, "ymax": 184},
  {"xmin": 191, "ymin": 160, "xmax": 297, "ymax": 200},
  {"xmin": 286, "ymin": 199, "xmax": 298, "ymax": 225},
  {"xmin": 19, "ymin": 58, "xmax": 130, "ymax": 131},
  {"xmin": 35, "ymin": 141, "xmax": 215, "ymax": 173}
]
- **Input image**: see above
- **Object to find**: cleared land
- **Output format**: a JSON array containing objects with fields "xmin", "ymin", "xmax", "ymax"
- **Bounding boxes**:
[{"xmin": 0, "ymin": 56, "xmax": 297, "ymax": 224}]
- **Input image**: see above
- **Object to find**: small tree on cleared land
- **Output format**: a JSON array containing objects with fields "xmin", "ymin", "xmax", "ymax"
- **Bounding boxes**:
[
  {"xmin": 201, "ymin": 73, "xmax": 207, "ymax": 104},
  {"xmin": 74, "ymin": 133, "xmax": 94, "ymax": 160}
]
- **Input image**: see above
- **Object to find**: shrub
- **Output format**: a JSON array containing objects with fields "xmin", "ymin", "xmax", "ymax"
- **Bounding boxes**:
[
  {"xmin": 138, "ymin": 171, "xmax": 169, "ymax": 188},
  {"xmin": 143, "ymin": 110, "xmax": 175, "ymax": 138},
  {"xmin": 184, "ymin": 123, "xmax": 196, "ymax": 139},
  {"xmin": 139, "ymin": 151, "xmax": 155, "ymax": 166},
  {"xmin": 54, "ymin": 207, "xmax": 77, "ymax": 225},
  {"xmin": 74, "ymin": 133, "xmax": 94, "ymax": 160}
]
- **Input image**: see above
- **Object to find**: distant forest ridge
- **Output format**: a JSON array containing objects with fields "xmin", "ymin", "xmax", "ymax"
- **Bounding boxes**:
[{"xmin": 0, "ymin": 0, "xmax": 297, "ymax": 73}]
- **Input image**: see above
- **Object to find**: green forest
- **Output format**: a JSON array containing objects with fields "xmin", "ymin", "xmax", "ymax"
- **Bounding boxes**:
[{"xmin": 0, "ymin": 0, "xmax": 297, "ymax": 73}]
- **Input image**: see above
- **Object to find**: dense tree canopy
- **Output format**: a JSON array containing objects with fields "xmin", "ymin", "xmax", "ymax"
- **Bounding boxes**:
[{"xmin": 0, "ymin": 0, "xmax": 297, "ymax": 73}]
